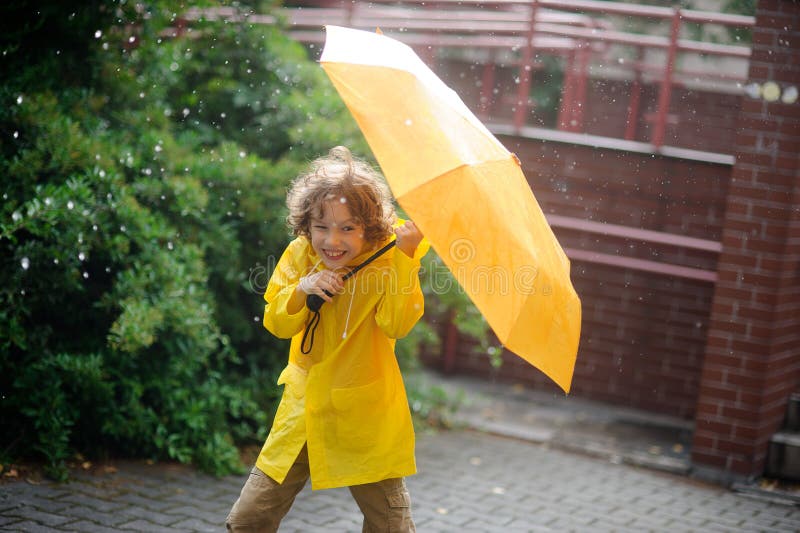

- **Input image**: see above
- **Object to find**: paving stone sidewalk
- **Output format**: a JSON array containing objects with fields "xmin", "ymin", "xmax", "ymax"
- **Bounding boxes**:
[{"xmin": 3, "ymin": 428, "xmax": 800, "ymax": 532}]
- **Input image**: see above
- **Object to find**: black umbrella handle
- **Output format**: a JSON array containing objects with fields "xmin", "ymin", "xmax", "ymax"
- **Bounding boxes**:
[{"xmin": 306, "ymin": 292, "xmax": 328, "ymax": 312}]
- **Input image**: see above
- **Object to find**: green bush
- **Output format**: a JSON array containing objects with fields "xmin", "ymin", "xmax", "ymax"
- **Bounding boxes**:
[
  {"xmin": 1, "ymin": 89, "xmax": 254, "ymax": 478},
  {"xmin": 0, "ymin": 1, "xmax": 363, "ymax": 479}
]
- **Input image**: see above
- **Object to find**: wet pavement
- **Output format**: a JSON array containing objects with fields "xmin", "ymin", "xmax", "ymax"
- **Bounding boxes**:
[
  {"xmin": 2, "ymin": 371, "xmax": 800, "ymax": 532},
  {"xmin": 415, "ymin": 372, "xmax": 694, "ymax": 475}
]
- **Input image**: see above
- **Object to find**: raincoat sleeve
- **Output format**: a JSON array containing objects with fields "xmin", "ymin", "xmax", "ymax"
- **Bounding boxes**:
[
  {"xmin": 375, "ymin": 238, "xmax": 430, "ymax": 339},
  {"xmin": 263, "ymin": 239, "xmax": 310, "ymax": 339}
]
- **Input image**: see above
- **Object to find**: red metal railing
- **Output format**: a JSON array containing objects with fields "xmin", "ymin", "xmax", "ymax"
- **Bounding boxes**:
[
  {"xmin": 183, "ymin": 2, "xmax": 754, "ymax": 150},
  {"xmin": 530, "ymin": 0, "xmax": 753, "ymax": 148},
  {"xmin": 259, "ymin": 0, "xmax": 755, "ymax": 150}
]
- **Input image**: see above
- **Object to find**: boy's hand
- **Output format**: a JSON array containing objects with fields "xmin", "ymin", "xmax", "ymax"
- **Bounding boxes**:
[
  {"xmin": 395, "ymin": 220, "xmax": 423, "ymax": 258},
  {"xmin": 298, "ymin": 270, "xmax": 344, "ymax": 302}
]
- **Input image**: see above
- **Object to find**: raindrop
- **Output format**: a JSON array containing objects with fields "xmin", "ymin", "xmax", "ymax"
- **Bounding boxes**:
[
  {"xmin": 182, "ymin": 108, "xmax": 190, "ymax": 117},
  {"xmin": 120, "ymin": 225, "xmax": 127, "ymax": 232},
  {"xmin": 21, "ymin": 257, "xmax": 30, "ymax": 270},
  {"xmin": 83, "ymin": 272, "xmax": 89, "ymax": 279},
  {"xmin": 13, "ymin": 131, "xmax": 18, "ymax": 139},
  {"xmin": 16, "ymin": 95, "xmax": 23, "ymax": 104},
  {"xmin": 782, "ymin": 86, "xmax": 798, "ymax": 104},
  {"xmin": 762, "ymin": 81, "xmax": 780, "ymax": 102},
  {"xmin": 167, "ymin": 241, "xmax": 174, "ymax": 250},
  {"xmin": 44, "ymin": 197, "xmax": 52, "ymax": 206},
  {"xmin": 67, "ymin": 200, "xmax": 74, "ymax": 210},
  {"xmin": 404, "ymin": 118, "xmax": 413, "ymax": 126},
  {"xmin": 94, "ymin": 30, "xmax": 102, "ymax": 38},
  {"xmin": 79, "ymin": 252, "xmax": 86, "ymax": 261},
  {"xmin": 744, "ymin": 82, "xmax": 761, "ymax": 99},
  {"xmin": 154, "ymin": 145, "xmax": 162, "ymax": 153},
  {"xmin": 339, "ymin": 196, "xmax": 347, "ymax": 204},
  {"xmin": 253, "ymin": 316, "xmax": 260, "ymax": 322},
  {"xmin": 12, "ymin": 211, "xmax": 22, "ymax": 222}
]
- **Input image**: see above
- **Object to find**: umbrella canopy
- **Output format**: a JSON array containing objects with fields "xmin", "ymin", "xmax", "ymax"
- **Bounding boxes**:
[{"xmin": 320, "ymin": 25, "xmax": 581, "ymax": 393}]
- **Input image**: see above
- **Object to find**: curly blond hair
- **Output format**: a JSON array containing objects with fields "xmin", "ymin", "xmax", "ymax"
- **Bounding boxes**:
[{"xmin": 286, "ymin": 146, "xmax": 396, "ymax": 246}]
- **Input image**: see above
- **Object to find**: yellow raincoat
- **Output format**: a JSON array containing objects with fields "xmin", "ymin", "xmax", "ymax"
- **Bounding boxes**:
[{"xmin": 255, "ymin": 226, "xmax": 429, "ymax": 490}]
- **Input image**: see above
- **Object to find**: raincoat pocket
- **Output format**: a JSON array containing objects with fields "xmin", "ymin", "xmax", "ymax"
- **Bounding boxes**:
[
  {"xmin": 331, "ymin": 378, "xmax": 392, "ymax": 449},
  {"xmin": 276, "ymin": 362, "xmax": 307, "ymax": 399}
]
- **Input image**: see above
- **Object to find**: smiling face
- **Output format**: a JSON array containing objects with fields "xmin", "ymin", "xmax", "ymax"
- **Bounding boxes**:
[{"xmin": 309, "ymin": 199, "xmax": 368, "ymax": 269}]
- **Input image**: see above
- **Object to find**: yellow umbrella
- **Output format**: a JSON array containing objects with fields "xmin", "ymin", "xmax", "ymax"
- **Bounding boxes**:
[{"xmin": 320, "ymin": 25, "xmax": 581, "ymax": 393}]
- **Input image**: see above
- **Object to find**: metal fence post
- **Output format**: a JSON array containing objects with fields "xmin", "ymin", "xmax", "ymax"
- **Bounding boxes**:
[
  {"xmin": 514, "ymin": 0, "xmax": 539, "ymax": 133},
  {"xmin": 652, "ymin": 7, "xmax": 681, "ymax": 149}
]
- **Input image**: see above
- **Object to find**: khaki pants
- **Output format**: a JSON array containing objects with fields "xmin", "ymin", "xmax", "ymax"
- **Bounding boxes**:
[{"xmin": 226, "ymin": 445, "xmax": 415, "ymax": 532}]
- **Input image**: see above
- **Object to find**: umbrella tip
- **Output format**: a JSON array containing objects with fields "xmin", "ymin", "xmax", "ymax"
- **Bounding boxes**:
[{"xmin": 511, "ymin": 153, "xmax": 521, "ymax": 166}]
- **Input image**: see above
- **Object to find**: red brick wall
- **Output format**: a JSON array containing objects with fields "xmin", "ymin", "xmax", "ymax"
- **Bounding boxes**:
[
  {"xmin": 691, "ymin": 0, "xmax": 800, "ymax": 477},
  {"xmin": 509, "ymin": 138, "xmax": 729, "ymax": 242},
  {"xmin": 446, "ymin": 268, "xmax": 713, "ymax": 418},
  {"xmin": 424, "ymin": 137, "xmax": 732, "ymax": 419}
]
